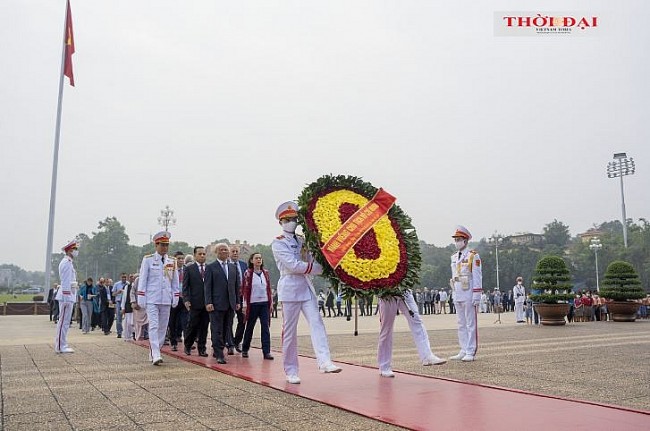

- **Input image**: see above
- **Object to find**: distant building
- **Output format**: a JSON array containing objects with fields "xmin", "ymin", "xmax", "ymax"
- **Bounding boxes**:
[
  {"xmin": 504, "ymin": 233, "xmax": 545, "ymax": 247},
  {"xmin": 578, "ymin": 228, "xmax": 604, "ymax": 244},
  {"xmin": 206, "ymin": 239, "xmax": 254, "ymax": 261},
  {"xmin": 232, "ymin": 239, "xmax": 254, "ymax": 257}
]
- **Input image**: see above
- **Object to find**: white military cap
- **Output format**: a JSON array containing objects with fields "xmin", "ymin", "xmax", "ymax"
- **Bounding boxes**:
[
  {"xmin": 275, "ymin": 201, "xmax": 299, "ymax": 220},
  {"xmin": 452, "ymin": 225, "xmax": 472, "ymax": 240},
  {"xmin": 61, "ymin": 239, "xmax": 79, "ymax": 252},
  {"xmin": 152, "ymin": 231, "xmax": 171, "ymax": 244}
]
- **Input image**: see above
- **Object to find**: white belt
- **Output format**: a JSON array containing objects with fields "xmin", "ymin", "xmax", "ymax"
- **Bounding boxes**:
[{"xmin": 279, "ymin": 272, "xmax": 316, "ymax": 297}]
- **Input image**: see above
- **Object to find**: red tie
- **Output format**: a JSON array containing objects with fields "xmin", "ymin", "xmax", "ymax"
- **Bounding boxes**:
[{"xmin": 200, "ymin": 264, "xmax": 205, "ymax": 280}]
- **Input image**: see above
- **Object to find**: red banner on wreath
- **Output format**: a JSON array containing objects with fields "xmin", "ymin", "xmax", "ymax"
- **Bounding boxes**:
[{"xmin": 321, "ymin": 188, "xmax": 396, "ymax": 268}]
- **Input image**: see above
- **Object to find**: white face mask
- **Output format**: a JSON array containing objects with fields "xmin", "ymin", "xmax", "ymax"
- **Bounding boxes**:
[
  {"xmin": 282, "ymin": 221, "xmax": 298, "ymax": 233},
  {"xmin": 454, "ymin": 239, "xmax": 466, "ymax": 251},
  {"xmin": 71, "ymin": 249, "xmax": 79, "ymax": 258}
]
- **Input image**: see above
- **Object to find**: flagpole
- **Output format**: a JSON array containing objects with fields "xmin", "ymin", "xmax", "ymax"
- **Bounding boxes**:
[{"xmin": 44, "ymin": 0, "xmax": 70, "ymax": 293}]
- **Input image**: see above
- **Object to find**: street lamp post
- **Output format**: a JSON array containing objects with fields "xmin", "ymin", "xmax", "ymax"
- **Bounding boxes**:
[
  {"xmin": 158, "ymin": 205, "xmax": 177, "ymax": 232},
  {"xmin": 488, "ymin": 235, "xmax": 503, "ymax": 291},
  {"xmin": 107, "ymin": 246, "xmax": 115, "ymax": 280},
  {"xmin": 607, "ymin": 153, "xmax": 635, "ymax": 248},
  {"xmin": 589, "ymin": 238, "xmax": 602, "ymax": 292}
]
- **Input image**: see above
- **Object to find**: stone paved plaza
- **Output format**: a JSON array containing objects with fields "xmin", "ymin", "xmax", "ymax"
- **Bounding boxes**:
[{"xmin": 1, "ymin": 313, "xmax": 648, "ymax": 430}]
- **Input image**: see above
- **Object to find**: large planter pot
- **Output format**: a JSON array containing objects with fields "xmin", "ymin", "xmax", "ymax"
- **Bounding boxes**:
[
  {"xmin": 606, "ymin": 301, "xmax": 641, "ymax": 322},
  {"xmin": 534, "ymin": 303, "xmax": 569, "ymax": 326}
]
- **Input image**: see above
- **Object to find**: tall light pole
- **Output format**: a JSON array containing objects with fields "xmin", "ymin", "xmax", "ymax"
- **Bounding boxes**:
[
  {"xmin": 589, "ymin": 238, "xmax": 602, "ymax": 292},
  {"xmin": 489, "ymin": 234, "xmax": 503, "ymax": 291},
  {"xmin": 607, "ymin": 153, "xmax": 635, "ymax": 248},
  {"xmin": 158, "ymin": 205, "xmax": 176, "ymax": 232}
]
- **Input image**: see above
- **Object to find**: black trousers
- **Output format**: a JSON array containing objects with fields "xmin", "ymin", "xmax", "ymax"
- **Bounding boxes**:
[
  {"xmin": 91, "ymin": 311, "xmax": 100, "ymax": 328},
  {"xmin": 209, "ymin": 308, "xmax": 234, "ymax": 357},
  {"xmin": 184, "ymin": 307, "xmax": 209, "ymax": 352},
  {"xmin": 242, "ymin": 302, "xmax": 271, "ymax": 355},
  {"xmin": 229, "ymin": 308, "xmax": 245, "ymax": 347},
  {"xmin": 168, "ymin": 302, "xmax": 185, "ymax": 346},
  {"xmin": 101, "ymin": 308, "xmax": 115, "ymax": 334},
  {"xmin": 50, "ymin": 301, "xmax": 59, "ymax": 321}
]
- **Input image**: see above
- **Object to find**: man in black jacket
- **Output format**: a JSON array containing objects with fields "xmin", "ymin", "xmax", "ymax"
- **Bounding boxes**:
[
  {"xmin": 47, "ymin": 284, "xmax": 59, "ymax": 322},
  {"xmin": 98, "ymin": 278, "xmax": 114, "ymax": 335},
  {"xmin": 204, "ymin": 243, "xmax": 240, "ymax": 363},
  {"xmin": 228, "ymin": 244, "xmax": 247, "ymax": 354},
  {"xmin": 183, "ymin": 246, "xmax": 209, "ymax": 357},
  {"xmin": 168, "ymin": 251, "xmax": 187, "ymax": 351}
]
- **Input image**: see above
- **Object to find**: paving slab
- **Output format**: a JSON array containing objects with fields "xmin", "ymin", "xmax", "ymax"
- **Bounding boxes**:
[{"xmin": 1, "ymin": 314, "xmax": 649, "ymax": 430}]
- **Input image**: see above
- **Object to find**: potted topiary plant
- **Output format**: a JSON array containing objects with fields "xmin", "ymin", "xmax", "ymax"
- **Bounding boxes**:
[
  {"xmin": 530, "ymin": 255, "xmax": 573, "ymax": 326},
  {"xmin": 599, "ymin": 261, "xmax": 645, "ymax": 322}
]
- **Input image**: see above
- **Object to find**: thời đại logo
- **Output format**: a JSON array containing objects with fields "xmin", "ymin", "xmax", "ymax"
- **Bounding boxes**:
[{"xmin": 494, "ymin": 12, "xmax": 600, "ymax": 37}]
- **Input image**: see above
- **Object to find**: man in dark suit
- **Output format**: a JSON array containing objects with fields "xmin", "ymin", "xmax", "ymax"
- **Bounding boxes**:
[
  {"xmin": 168, "ymin": 251, "xmax": 187, "ymax": 351},
  {"xmin": 204, "ymin": 243, "xmax": 241, "ymax": 363},
  {"xmin": 228, "ymin": 244, "xmax": 248, "ymax": 354},
  {"xmin": 47, "ymin": 284, "xmax": 59, "ymax": 322},
  {"xmin": 183, "ymin": 246, "xmax": 210, "ymax": 357},
  {"xmin": 97, "ymin": 279, "xmax": 113, "ymax": 335}
]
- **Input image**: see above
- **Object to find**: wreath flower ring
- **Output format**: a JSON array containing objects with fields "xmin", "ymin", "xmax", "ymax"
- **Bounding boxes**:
[{"xmin": 298, "ymin": 175, "xmax": 421, "ymax": 299}]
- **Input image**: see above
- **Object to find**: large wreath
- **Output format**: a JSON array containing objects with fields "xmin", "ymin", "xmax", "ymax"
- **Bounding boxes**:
[{"xmin": 298, "ymin": 175, "xmax": 421, "ymax": 298}]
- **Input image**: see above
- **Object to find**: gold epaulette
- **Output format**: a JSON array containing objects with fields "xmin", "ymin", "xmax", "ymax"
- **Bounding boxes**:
[
  {"xmin": 144, "ymin": 254, "xmax": 153, "ymax": 258},
  {"xmin": 276, "ymin": 235, "xmax": 285, "ymax": 240}
]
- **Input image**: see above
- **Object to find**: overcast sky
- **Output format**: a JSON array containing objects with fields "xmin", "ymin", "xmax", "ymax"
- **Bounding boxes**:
[{"xmin": 1, "ymin": 1, "xmax": 648, "ymax": 271}]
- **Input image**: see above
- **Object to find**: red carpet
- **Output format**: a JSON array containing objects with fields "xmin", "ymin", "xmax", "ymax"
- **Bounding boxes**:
[{"xmin": 136, "ymin": 342, "xmax": 649, "ymax": 430}]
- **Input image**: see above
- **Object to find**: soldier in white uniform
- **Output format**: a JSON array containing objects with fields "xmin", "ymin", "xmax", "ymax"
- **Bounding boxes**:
[
  {"xmin": 55, "ymin": 239, "xmax": 79, "ymax": 353},
  {"xmin": 377, "ymin": 291, "xmax": 446, "ymax": 377},
  {"xmin": 271, "ymin": 201, "xmax": 342, "ymax": 384},
  {"xmin": 513, "ymin": 277, "xmax": 526, "ymax": 323},
  {"xmin": 137, "ymin": 231, "xmax": 180, "ymax": 365},
  {"xmin": 449, "ymin": 226, "xmax": 482, "ymax": 362}
]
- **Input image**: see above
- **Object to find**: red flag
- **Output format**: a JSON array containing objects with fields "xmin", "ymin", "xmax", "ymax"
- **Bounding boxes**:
[{"xmin": 63, "ymin": 0, "xmax": 75, "ymax": 86}]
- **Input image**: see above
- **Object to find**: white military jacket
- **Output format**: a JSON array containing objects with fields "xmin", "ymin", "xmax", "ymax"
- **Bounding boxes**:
[
  {"xmin": 513, "ymin": 284, "xmax": 526, "ymax": 304},
  {"xmin": 56, "ymin": 256, "xmax": 77, "ymax": 303},
  {"xmin": 272, "ymin": 234, "xmax": 322, "ymax": 302},
  {"xmin": 137, "ymin": 252, "xmax": 180, "ymax": 307},
  {"xmin": 450, "ymin": 248, "xmax": 482, "ymax": 303}
]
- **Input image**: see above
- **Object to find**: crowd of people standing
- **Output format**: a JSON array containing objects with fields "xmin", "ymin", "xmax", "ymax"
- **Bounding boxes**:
[
  {"xmin": 50, "ymin": 241, "xmax": 282, "ymax": 359},
  {"xmin": 52, "ymin": 219, "xmax": 650, "ymax": 378}
]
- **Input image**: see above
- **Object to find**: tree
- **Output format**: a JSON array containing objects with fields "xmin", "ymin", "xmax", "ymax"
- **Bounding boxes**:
[
  {"xmin": 530, "ymin": 255, "xmax": 573, "ymax": 303},
  {"xmin": 543, "ymin": 219, "xmax": 571, "ymax": 249},
  {"xmin": 5, "ymin": 215, "xmax": 647, "ymax": 297},
  {"xmin": 416, "ymin": 241, "xmax": 455, "ymax": 289},
  {"xmin": 74, "ymin": 217, "xmax": 139, "ymax": 280},
  {"xmin": 599, "ymin": 261, "xmax": 645, "ymax": 301}
]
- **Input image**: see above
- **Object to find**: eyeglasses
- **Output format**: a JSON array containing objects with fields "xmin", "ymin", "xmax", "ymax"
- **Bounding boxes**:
[{"xmin": 282, "ymin": 217, "xmax": 299, "ymax": 222}]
